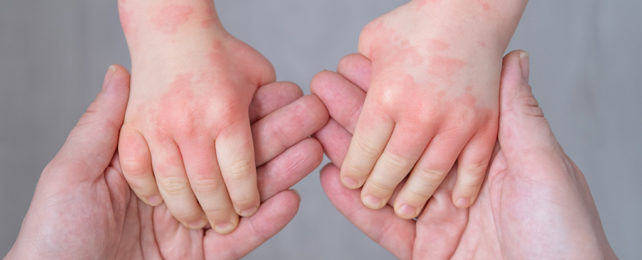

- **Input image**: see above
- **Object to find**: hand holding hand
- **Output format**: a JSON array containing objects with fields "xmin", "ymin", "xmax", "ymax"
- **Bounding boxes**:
[
  {"xmin": 313, "ymin": 51, "xmax": 616, "ymax": 259},
  {"xmin": 6, "ymin": 65, "xmax": 327, "ymax": 259}
]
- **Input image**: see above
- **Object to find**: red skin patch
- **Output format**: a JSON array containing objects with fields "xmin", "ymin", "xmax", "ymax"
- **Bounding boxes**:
[
  {"xmin": 152, "ymin": 5, "xmax": 194, "ymax": 34},
  {"xmin": 200, "ymin": 0, "xmax": 217, "ymax": 28},
  {"xmin": 153, "ymin": 73, "xmax": 205, "ymax": 138},
  {"xmin": 427, "ymin": 56, "xmax": 466, "ymax": 86},
  {"xmin": 479, "ymin": 1, "xmax": 491, "ymax": 12},
  {"xmin": 428, "ymin": 39, "xmax": 450, "ymax": 52}
]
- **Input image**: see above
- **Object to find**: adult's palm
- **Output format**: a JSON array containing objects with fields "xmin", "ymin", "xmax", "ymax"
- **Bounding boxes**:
[
  {"xmin": 312, "ymin": 52, "xmax": 616, "ymax": 259},
  {"xmin": 8, "ymin": 65, "xmax": 327, "ymax": 260}
]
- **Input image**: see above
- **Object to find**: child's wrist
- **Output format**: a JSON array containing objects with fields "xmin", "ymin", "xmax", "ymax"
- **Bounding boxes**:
[{"xmin": 409, "ymin": 0, "xmax": 527, "ymax": 50}]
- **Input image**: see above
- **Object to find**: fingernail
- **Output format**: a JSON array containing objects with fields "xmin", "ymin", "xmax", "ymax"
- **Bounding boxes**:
[
  {"xmin": 147, "ymin": 195, "xmax": 162, "ymax": 206},
  {"xmin": 188, "ymin": 219, "xmax": 207, "ymax": 229},
  {"xmin": 455, "ymin": 198, "xmax": 470, "ymax": 208},
  {"xmin": 519, "ymin": 51, "xmax": 530, "ymax": 82},
  {"xmin": 396, "ymin": 204, "xmax": 417, "ymax": 219},
  {"xmin": 214, "ymin": 222, "xmax": 235, "ymax": 234},
  {"xmin": 239, "ymin": 206, "xmax": 258, "ymax": 217},
  {"xmin": 102, "ymin": 65, "xmax": 117, "ymax": 91},
  {"xmin": 342, "ymin": 176, "xmax": 360, "ymax": 189},
  {"xmin": 363, "ymin": 195, "xmax": 383, "ymax": 209}
]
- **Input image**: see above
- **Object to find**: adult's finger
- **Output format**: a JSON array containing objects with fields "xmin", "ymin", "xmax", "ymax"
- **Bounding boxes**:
[
  {"xmin": 257, "ymin": 138, "xmax": 323, "ymax": 200},
  {"xmin": 252, "ymin": 95, "xmax": 328, "ymax": 166},
  {"xmin": 498, "ymin": 51, "xmax": 561, "ymax": 163},
  {"xmin": 336, "ymin": 53, "xmax": 372, "ymax": 91},
  {"xmin": 203, "ymin": 190, "xmax": 301, "ymax": 260},
  {"xmin": 320, "ymin": 164, "xmax": 414, "ymax": 260},
  {"xmin": 311, "ymin": 70, "xmax": 365, "ymax": 133},
  {"xmin": 249, "ymin": 82, "xmax": 303, "ymax": 123},
  {"xmin": 51, "ymin": 65, "xmax": 130, "ymax": 180}
]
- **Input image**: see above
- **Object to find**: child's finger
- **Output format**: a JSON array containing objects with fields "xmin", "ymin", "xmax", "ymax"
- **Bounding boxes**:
[
  {"xmin": 216, "ymin": 120, "xmax": 260, "ymax": 218},
  {"xmin": 360, "ymin": 126, "xmax": 433, "ymax": 210},
  {"xmin": 321, "ymin": 164, "xmax": 415, "ymax": 260},
  {"xmin": 393, "ymin": 128, "xmax": 471, "ymax": 219},
  {"xmin": 204, "ymin": 190, "xmax": 300, "ymax": 260},
  {"xmin": 179, "ymin": 138, "xmax": 240, "ymax": 234},
  {"xmin": 149, "ymin": 138, "xmax": 207, "ymax": 229},
  {"xmin": 451, "ymin": 126, "xmax": 497, "ymax": 208},
  {"xmin": 118, "ymin": 127, "xmax": 161, "ymax": 206},
  {"xmin": 340, "ymin": 104, "xmax": 394, "ymax": 190}
]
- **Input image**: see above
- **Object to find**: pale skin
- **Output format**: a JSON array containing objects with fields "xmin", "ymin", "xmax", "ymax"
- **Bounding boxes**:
[
  {"xmin": 312, "ymin": 52, "xmax": 617, "ymax": 259},
  {"xmin": 340, "ymin": 0, "xmax": 529, "ymax": 219},
  {"xmin": 6, "ymin": 65, "xmax": 328, "ymax": 259},
  {"xmin": 117, "ymin": 0, "xmax": 278, "ymax": 233}
]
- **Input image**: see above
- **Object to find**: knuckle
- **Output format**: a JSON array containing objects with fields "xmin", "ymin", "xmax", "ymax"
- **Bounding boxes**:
[
  {"xmin": 353, "ymin": 136, "xmax": 381, "ymax": 158},
  {"xmin": 191, "ymin": 177, "xmax": 221, "ymax": 194},
  {"xmin": 173, "ymin": 209, "xmax": 202, "ymax": 223},
  {"xmin": 225, "ymin": 159, "xmax": 255, "ymax": 180},
  {"xmin": 120, "ymin": 158, "xmax": 149, "ymax": 176},
  {"xmin": 381, "ymin": 152, "xmax": 412, "ymax": 171},
  {"xmin": 416, "ymin": 168, "xmax": 447, "ymax": 184},
  {"xmin": 462, "ymin": 161, "xmax": 488, "ymax": 176},
  {"xmin": 232, "ymin": 196, "xmax": 259, "ymax": 209},
  {"xmin": 202, "ymin": 206, "xmax": 230, "ymax": 219},
  {"xmin": 405, "ymin": 187, "xmax": 433, "ymax": 201},
  {"xmin": 368, "ymin": 179, "xmax": 396, "ymax": 193},
  {"xmin": 344, "ymin": 163, "xmax": 369, "ymax": 179},
  {"xmin": 158, "ymin": 177, "xmax": 190, "ymax": 195}
]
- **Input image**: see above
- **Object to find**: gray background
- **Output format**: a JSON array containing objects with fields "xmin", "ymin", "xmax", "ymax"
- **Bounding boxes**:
[{"xmin": 1, "ymin": 0, "xmax": 641, "ymax": 259}]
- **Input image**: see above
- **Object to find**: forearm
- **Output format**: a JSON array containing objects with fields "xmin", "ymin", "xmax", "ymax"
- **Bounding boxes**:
[{"xmin": 118, "ymin": 0, "xmax": 228, "ymax": 54}]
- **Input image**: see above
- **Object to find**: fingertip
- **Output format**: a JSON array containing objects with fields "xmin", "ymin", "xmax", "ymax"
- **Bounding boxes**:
[
  {"xmin": 337, "ymin": 53, "xmax": 372, "ymax": 90},
  {"xmin": 310, "ymin": 70, "xmax": 338, "ymax": 96},
  {"xmin": 454, "ymin": 197, "xmax": 472, "ymax": 209},
  {"xmin": 340, "ymin": 175, "xmax": 361, "ymax": 189},
  {"xmin": 213, "ymin": 215, "xmax": 239, "ymax": 234}
]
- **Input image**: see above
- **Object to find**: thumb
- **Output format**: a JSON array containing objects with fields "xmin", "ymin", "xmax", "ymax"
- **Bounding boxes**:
[
  {"xmin": 498, "ymin": 51, "xmax": 562, "ymax": 158},
  {"xmin": 52, "ymin": 65, "xmax": 130, "ymax": 178}
]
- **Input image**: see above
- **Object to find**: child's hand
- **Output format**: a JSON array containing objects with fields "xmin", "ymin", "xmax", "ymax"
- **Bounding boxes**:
[
  {"xmin": 117, "ymin": 0, "xmax": 275, "ymax": 233},
  {"xmin": 341, "ymin": 0, "xmax": 515, "ymax": 219}
]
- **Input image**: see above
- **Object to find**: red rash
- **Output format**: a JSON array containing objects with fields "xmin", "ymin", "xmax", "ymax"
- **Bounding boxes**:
[
  {"xmin": 479, "ymin": 1, "xmax": 491, "ymax": 12},
  {"xmin": 428, "ymin": 39, "xmax": 450, "ymax": 52},
  {"xmin": 427, "ymin": 56, "xmax": 465, "ymax": 80},
  {"xmin": 154, "ymin": 73, "xmax": 206, "ymax": 138},
  {"xmin": 152, "ymin": 5, "xmax": 194, "ymax": 34}
]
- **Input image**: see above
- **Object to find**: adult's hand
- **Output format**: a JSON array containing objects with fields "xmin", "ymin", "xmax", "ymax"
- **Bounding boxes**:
[
  {"xmin": 6, "ymin": 65, "xmax": 328, "ymax": 259},
  {"xmin": 312, "ymin": 51, "xmax": 617, "ymax": 259}
]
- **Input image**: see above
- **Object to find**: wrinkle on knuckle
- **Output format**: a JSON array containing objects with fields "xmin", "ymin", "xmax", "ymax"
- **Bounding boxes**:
[
  {"xmin": 354, "ymin": 135, "xmax": 381, "ymax": 158},
  {"xmin": 191, "ymin": 177, "xmax": 220, "ymax": 194},
  {"xmin": 405, "ymin": 186, "xmax": 434, "ymax": 201},
  {"xmin": 203, "ymin": 207, "xmax": 230, "ymax": 218},
  {"xmin": 121, "ymin": 158, "xmax": 149, "ymax": 176},
  {"xmin": 369, "ymin": 179, "xmax": 396, "ymax": 193},
  {"xmin": 159, "ymin": 177, "xmax": 190, "ymax": 195},
  {"xmin": 225, "ymin": 159, "xmax": 254, "ymax": 180},
  {"xmin": 416, "ymin": 168, "xmax": 446, "ymax": 184},
  {"xmin": 381, "ymin": 152, "xmax": 412, "ymax": 171}
]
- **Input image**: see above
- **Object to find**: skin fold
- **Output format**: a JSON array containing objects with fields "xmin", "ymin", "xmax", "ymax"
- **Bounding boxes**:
[
  {"xmin": 117, "ymin": 0, "xmax": 278, "ymax": 233},
  {"xmin": 312, "ymin": 51, "xmax": 617, "ymax": 259},
  {"xmin": 340, "ymin": 0, "xmax": 529, "ymax": 219},
  {"xmin": 6, "ymin": 65, "xmax": 327, "ymax": 260}
]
